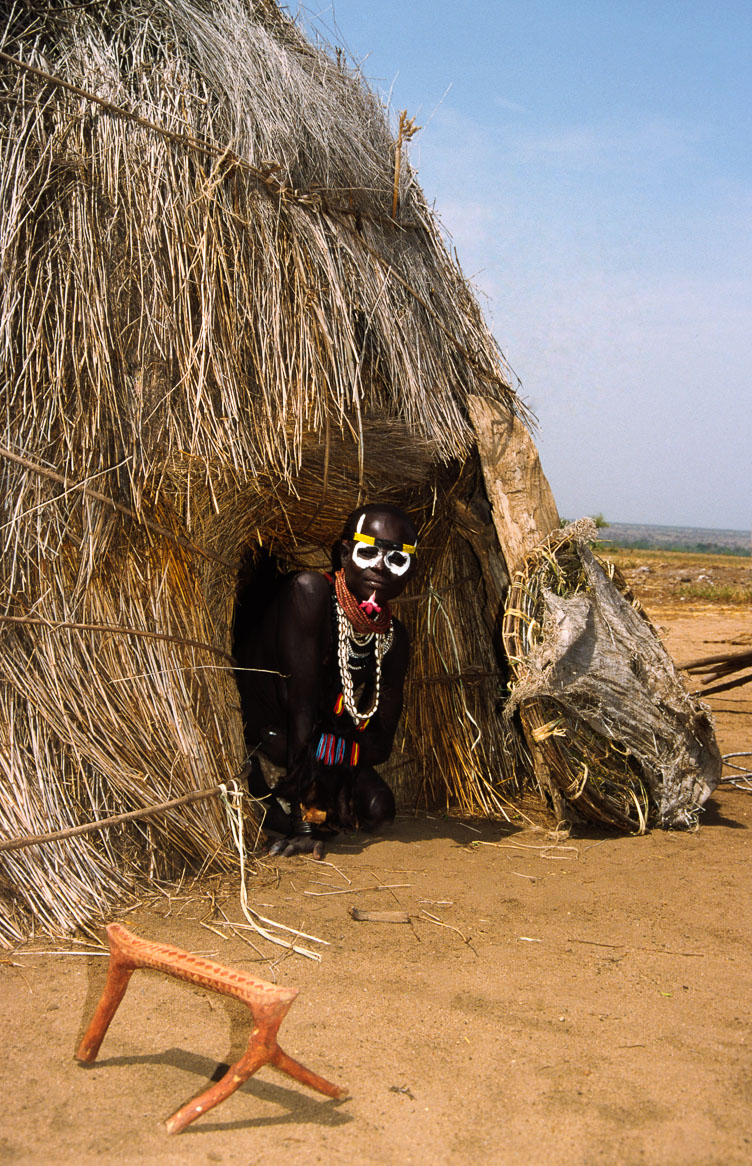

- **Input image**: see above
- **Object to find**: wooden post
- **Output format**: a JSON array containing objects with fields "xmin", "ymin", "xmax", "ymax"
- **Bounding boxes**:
[{"xmin": 467, "ymin": 396, "xmax": 560, "ymax": 578}]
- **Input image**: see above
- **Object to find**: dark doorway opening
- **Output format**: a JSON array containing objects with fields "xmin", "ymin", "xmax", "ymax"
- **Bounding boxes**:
[{"xmin": 232, "ymin": 548, "xmax": 289, "ymax": 744}]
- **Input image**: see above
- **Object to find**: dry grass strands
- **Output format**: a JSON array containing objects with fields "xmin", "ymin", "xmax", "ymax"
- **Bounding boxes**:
[
  {"xmin": 502, "ymin": 523, "xmax": 721, "ymax": 832},
  {"xmin": 394, "ymin": 501, "xmax": 524, "ymax": 819},
  {"xmin": 0, "ymin": 0, "xmax": 524, "ymax": 944}
]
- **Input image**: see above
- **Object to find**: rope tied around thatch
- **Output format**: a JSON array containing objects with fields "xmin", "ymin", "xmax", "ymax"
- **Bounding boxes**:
[
  {"xmin": 0, "ymin": 49, "xmax": 319, "ymax": 203},
  {"xmin": 0, "ymin": 771, "xmax": 328, "ymax": 960}
]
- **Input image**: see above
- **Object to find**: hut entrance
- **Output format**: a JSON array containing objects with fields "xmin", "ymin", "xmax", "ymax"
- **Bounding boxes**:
[
  {"xmin": 231, "ymin": 547, "xmax": 292, "ymax": 752},
  {"xmin": 232, "ymin": 548, "xmax": 287, "ymax": 667}
]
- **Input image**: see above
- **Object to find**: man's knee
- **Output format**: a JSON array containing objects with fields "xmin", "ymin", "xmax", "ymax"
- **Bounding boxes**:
[{"xmin": 353, "ymin": 768, "xmax": 395, "ymax": 832}]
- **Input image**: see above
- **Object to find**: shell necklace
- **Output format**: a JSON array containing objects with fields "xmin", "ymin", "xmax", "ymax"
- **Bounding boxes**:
[{"xmin": 333, "ymin": 569, "xmax": 393, "ymax": 726}]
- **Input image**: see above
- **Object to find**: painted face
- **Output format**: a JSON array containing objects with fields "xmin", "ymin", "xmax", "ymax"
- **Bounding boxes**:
[
  {"xmin": 341, "ymin": 510, "xmax": 417, "ymax": 604},
  {"xmin": 351, "ymin": 539, "xmax": 412, "ymax": 576}
]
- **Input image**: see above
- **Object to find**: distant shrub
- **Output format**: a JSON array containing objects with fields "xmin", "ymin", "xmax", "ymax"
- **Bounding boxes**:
[
  {"xmin": 686, "ymin": 543, "xmax": 751, "ymax": 557},
  {"xmin": 679, "ymin": 582, "xmax": 752, "ymax": 603},
  {"xmin": 601, "ymin": 539, "xmax": 750, "ymax": 557}
]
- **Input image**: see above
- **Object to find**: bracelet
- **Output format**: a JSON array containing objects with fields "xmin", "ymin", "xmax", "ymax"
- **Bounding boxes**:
[{"xmin": 315, "ymin": 732, "xmax": 359, "ymax": 767}]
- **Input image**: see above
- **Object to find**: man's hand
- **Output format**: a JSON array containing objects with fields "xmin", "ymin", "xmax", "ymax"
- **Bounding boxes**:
[{"xmin": 267, "ymin": 833, "xmax": 325, "ymax": 859}]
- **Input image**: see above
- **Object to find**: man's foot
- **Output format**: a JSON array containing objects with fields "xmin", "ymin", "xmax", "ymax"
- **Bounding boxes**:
[{"xmin": 266, "ymin": 833, "xmax": 326, "ymax": 859}]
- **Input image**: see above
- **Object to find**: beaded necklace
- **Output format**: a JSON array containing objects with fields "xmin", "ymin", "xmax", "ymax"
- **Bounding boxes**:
[
  {"xmin": 333, "ymin": 568, "xmax": 393, "ymax": 726},
  {"xmin": 333, "ymin": 567, "xmax": 391, "ymax": 633}
]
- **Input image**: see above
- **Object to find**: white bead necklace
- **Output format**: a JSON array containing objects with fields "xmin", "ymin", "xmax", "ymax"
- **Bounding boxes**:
[{"xmin": 335, "ymin": 602, "xmax": 393, "ymax": 726}]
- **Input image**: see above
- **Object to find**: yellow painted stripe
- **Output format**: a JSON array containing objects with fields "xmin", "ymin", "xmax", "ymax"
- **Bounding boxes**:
[{"xmin": 352, "ymin": 533, "xmax": 416, "ymax": 554}]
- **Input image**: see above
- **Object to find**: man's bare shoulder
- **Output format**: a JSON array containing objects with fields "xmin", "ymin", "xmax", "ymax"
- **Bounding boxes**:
[{"xmin": 282, "ymin": 570, "xmax": 332, "ymax": 612}]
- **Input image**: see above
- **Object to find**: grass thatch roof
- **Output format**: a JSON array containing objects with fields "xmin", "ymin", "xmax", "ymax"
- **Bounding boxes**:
[{"xmin": 0, "ymin": 0, "xmax": 529, "ymax": 945}]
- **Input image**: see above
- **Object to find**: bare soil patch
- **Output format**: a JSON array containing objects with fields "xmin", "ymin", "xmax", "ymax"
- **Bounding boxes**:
[
  {"xmin": 2, "ymin": 555, "xmax": 751, "ymax": 1166},
  {"xmin": 607, "ymin": 545, "xmax": 752, "ymax": 610}
]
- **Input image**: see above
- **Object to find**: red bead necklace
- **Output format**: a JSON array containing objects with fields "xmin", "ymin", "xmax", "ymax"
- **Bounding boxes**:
[{"xmin": 333, "ymin": 568, "xmax": 392, "ymax": 634}]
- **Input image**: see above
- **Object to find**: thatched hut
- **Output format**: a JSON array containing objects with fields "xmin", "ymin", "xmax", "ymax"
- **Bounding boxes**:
[
  {"xmin": 0, "ymin": 0, "xmax": 550, "ymax": 944},
  {"xmin": 0, "ymin": 0, "xmax": 719, "ymax": 947}
]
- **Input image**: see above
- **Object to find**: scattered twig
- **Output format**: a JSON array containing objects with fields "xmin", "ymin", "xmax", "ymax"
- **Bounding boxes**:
[
  {"xmin": 350, "ymin": 909, "xmax": 410, "ymax": 923},
  {"xmin": 420, "ymin": 909, "xmax": 473, "ymax": 948},
  {"xmin": 199, "ymin": 919, "xmax": 229, "ymax": 942},
  {"xmin": 8, "ymin": 949, "xmax": 125, "ymax": 957},
  {"xmin": 568, "ymin": 937, "xmax": 705, "ymax": 957},
  {"xmin": 303, "ymin": 884, "xmax": 411, "ymax": 897},
  {"xmin": 302, "ymin": 858, "xmax": 352, "ymax": 885},
  {"xmin": 470, "ymin": 840, "xmax": 579, "ymax": 860},
  {"xmin": 680, "ymin": 649, "xmax": 752, "ymax": 674}
]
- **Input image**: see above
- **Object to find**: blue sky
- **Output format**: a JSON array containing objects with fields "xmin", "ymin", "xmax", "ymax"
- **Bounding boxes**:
[{"xmin": 300, "ymin": 2, "xmax": 751, "ymax": 531}]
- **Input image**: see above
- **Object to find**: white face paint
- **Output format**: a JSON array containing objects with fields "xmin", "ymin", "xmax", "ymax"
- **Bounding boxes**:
[{"xmin": 351, "ymin": 541, "xmax": 412, "ymax": 576}]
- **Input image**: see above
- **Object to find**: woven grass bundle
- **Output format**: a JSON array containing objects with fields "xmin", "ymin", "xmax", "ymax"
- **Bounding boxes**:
[
  {"xmin": 0, "ymin": 0, "xmax": 524, "ymax": 944},
  {"xmin": 502, "ymin": 522, "xmax": 721, "ymax": 832}
]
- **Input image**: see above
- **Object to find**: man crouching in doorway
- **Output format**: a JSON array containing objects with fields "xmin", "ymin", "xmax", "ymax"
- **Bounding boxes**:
[{"xmin": 237, "ymin": 504, "xmax": 418, "ymax": 859}]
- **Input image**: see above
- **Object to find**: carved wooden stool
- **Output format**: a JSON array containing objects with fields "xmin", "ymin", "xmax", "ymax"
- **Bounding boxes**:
[{"xmin": 76, "ymin": 922, "xmax": 348, "ymax": 1133}]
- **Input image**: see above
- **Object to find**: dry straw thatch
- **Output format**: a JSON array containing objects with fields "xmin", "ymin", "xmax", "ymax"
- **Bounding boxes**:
[
  {"xmin": 502, "ymin": 523, "xmax": 721, "ymax": 832},
  {"xmin": 0, "ymin": 0, "xmax": 527, "ymax": 944}
]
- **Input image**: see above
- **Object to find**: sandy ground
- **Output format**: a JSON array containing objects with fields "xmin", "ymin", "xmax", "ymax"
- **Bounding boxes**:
[{"xmin": 2, "ymin": 566, "xmax": 751, "ymax": 1166}]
